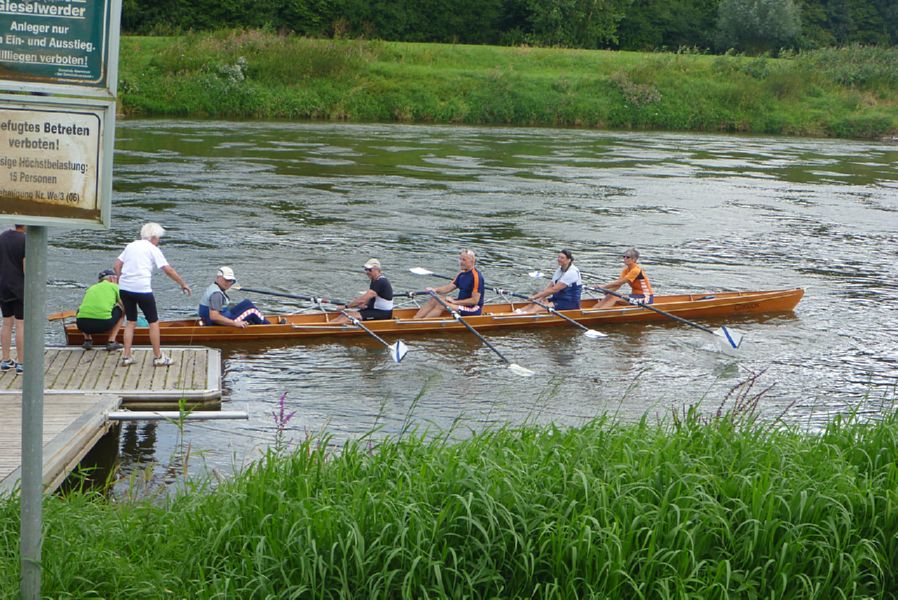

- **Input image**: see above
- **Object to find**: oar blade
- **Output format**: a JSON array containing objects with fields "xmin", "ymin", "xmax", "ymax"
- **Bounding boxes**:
[
  {"xmin": 528, "ymin": 271, "xmax": 545, "ymax": 279},
  {"xmin": 714, "ymin": 326, "xmax": 744, "ymax": 353},
  {"xmin": 389, "ymin": 340, "xmax": 409, "ymax": 363},
  {"xmin": 409, "ymin": 267, "xmax": 433, "ymax": 276},
  {"xmin": 509, "ymin": 363, "xmax": 535, "ymax": 377},
  {"xmin": 583, "ymin": 329, "xmax": 607, "ymax": 339}
]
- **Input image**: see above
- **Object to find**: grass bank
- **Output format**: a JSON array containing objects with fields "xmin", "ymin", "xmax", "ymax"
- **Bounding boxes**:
[
  {"xmin": 118, "ymin": 31, "xmax": 898, "ymax": 139},
  {"xmin": 2, "ymin": 407, "xmax": 898, "ymax": 597}
]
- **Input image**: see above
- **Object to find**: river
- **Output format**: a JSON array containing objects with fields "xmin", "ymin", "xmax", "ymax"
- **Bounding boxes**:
[{"xmin": 38, "ymin": 121, "xmax": 898, "ymax": 494}]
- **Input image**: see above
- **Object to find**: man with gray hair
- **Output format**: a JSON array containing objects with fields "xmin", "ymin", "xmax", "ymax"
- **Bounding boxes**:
[
  {"xmin": 114, "ymin": 222, "xmax": 192, "ymax": 367},
  {"xmin": 413, "ymin": 249, "xmax": 485, "ymax": 318}
]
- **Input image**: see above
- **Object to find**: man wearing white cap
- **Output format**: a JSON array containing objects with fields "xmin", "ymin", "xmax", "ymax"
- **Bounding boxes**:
[
  {"xmin": 198, "ymin": 266, "xmax": 270, "ymax": 327},
  {"xmin": 333, "ymin": 258, "xmax": 394, "ymax": 324}
]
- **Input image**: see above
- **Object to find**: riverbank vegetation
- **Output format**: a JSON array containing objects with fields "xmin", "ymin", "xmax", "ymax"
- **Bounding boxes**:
[
  {"xmin": 119, "ymin": 32, "xmax": 898, "ymax": 139},
  {"xmin": 2, "ymin": 403, "xmax": 897, "ymax": 597}
]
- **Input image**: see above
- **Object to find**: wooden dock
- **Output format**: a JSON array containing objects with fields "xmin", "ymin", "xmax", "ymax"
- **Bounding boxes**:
[
  {"xmin": 0, "ymin": 346, "xmax": 222, "ymax": 494},
  {"xmin": 0, "ymin": 346, "xmax": 222, "ymax": 408}
]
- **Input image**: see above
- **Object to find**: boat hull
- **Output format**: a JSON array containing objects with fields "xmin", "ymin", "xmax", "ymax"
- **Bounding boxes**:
[{"xmin": 61, "ymin": 288, "xmax": 804, "ymax": 345}]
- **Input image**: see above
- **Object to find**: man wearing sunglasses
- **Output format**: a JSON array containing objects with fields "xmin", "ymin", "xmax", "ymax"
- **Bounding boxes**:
[
  {"xmin": 595, "ymin": 248, "xmax": 654, "ymax": 309},
  {"xmin": 333, "ymin": 258, "xmax": 394, "ymax": 323}
]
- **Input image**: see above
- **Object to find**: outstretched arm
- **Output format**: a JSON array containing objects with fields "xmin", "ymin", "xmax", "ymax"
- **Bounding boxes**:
[{"xmin": 161, "ymin": 265, "xmax": 192, "ymax": 296}]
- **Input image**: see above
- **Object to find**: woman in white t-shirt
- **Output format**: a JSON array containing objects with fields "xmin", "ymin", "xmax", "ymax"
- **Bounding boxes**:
[{"xmin": 113, "ymin": 222, "xmax": 191, "ymax": 367}]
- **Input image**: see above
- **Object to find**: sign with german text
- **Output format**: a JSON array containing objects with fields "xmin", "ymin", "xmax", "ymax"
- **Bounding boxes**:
[
  {"xmin": 0, "ymin": 0, "xmax": 113, "ymax": 88},
  {"xmin": 0, "ymin": 99, "xmax": 111, "ymax": 225}
]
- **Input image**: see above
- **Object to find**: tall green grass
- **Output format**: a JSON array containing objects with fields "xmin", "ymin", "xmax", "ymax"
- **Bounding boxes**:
[
  {"xmin": 2, "ymin": 403, "xmax": 898, "ymax": 598},
  {"xmin": 117, "ymin": 31, "xmax": 898, "ymax": 139}
]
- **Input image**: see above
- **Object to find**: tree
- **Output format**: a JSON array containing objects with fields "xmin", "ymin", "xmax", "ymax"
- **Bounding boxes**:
[
  {"xmin": 715, "ymin": 0, "xmax": 801, "ymax": 53},
  {"xmin": 523, "ymin": 0, "xmax": 634, "ymax": 48}
]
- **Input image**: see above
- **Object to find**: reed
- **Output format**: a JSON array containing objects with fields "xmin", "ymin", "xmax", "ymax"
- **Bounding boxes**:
[
  {"xmin": 117, "ymin": 31, "xmax": 898, "ymax": 139},
  {"xmin": 1, "ymin": 399, "xmax": 897, "ymax": 598}
]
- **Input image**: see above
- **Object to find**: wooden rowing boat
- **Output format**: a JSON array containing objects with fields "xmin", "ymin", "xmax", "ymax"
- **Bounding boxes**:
[{"xmin": 59, "ymin": 288, "xmax": 803, "ymax": 345}]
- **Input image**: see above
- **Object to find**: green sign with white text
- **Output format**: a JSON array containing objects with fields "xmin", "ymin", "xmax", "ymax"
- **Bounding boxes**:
[{"xmin": 0, "ymin": 0, "xmax": 112, "ymax": 87}]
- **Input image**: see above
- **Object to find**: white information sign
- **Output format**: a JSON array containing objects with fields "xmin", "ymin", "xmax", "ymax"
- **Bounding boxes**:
[{"xmin": 0, "ymin": 95, "xmax": 113, "ymax": 226}]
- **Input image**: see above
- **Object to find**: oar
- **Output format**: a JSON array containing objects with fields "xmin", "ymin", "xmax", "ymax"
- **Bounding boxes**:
[
  {"xmin": 240, "ymin": 287, "xmax": 347, "ymax": 307},
  {"xmin": 426, "ymin": 291, "xmax": 534, "ymax": 377},
  {"xmin": 493, "ymin": 287, "xmax": 605, "ymax": 339},
  {"xmin": 529, "ymin": 273, "xmax": 743, "ymax": 351},
  {"xmin": 340, "ymin": 311, "xmax": 409, "ymax": 363},
  {"xmin": 528, "ymin": 271, "xmax": 745, "ymax": 351},
  {"xmin": 589, "ymin": 285, "xmax": 742, "ymax": 350}
]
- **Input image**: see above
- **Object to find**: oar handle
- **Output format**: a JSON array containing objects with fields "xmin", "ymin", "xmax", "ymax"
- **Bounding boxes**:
[
  {"xmin": 240, "ymin": 287, "xmax": 347, "ymax": 306},
  {"xmin": 427, "ymin": 292, "xmax": 512, "ymax": 365},
  {"xmin": 586, "ymin": 285, "xmax": 715, "ymax": 335}
]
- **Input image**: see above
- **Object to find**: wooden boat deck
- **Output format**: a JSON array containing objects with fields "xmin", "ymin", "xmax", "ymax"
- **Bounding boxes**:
[{"xmin": 0, "ymin": 346, "xmax": 223, "ymax": 494}]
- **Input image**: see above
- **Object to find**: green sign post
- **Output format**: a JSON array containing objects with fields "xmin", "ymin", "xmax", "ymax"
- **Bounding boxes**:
[{"xmin": 0, "ymin": 0, "xmax": 117, "ymax": 94}]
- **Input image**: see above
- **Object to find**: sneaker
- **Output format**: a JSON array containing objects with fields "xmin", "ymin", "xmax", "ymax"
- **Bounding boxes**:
[
  {"xmin": 120, "ymin": 356, "xmax": 134, "ymax": 366},
  {"xmin": 0, "ymin": 359, "xmax": 12, "ymax": 371},
  {"xmin": 15, "ymin": 362, "xmax": 22, "ymax": 375},
  {"xmin": 106, "ymin": 342, "xmax": 124, "ymax": 351},
  {"xmin": 278, "ymin": 317, "xmax": 288, "ymax": 325},
  {"xmin": 513, "ymin": 308, "xmax": 526, "ymax": 314},
  {"xmin": 153, "ymin": 355, "xmax": 174, "ymax": 367},
  {"xmin": 82, "ymin": 339, "xmax": 94, "ymax": 351}
]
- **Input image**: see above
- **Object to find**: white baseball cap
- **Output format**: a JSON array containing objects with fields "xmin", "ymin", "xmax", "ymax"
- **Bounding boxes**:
[{"xmin": 218, "ymin": 266, "xmax": 237, "ymax": 281}]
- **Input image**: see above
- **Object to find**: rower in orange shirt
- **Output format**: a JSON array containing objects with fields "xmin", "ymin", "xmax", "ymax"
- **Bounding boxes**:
[{"xmin": 594, "ymin": 248, "xmax": 654, "ymax": 308}]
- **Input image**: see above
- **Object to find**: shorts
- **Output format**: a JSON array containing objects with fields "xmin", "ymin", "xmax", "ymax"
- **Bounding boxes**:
[
  {"xmin": 551, "ymin": 300, "xmax": 580, "ymax": 311},
  {"xmin": 76, "ymin": 306, "xmax": 123, "ymax": 335},
  {"xmin": 359, "ymin": 308, "xmax": 393, "ymax": 321},
  {"xmin": 457, "ymin": 305, "xmax": 483, "ymax": 316},
  {"xmin": 120, "ymin": 289, "xmax": 159, "ymax": 323},
  {"xmin": 630, "ymin": 294, "xmax": 654, "ymax": 305},
  {"xmin": 0, "ymin": 298, "xmax": 24, "ymax": 320}
]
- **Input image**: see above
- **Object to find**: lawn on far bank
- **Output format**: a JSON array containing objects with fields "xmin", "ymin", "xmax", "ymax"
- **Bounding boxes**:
[{"xmin": 118, "ymin": 31, "xmax": 898, "ymax": 139}]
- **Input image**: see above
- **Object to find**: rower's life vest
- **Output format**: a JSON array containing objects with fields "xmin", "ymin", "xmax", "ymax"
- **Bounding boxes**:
[
  {"xmin": 621, "ymin": 264, "xmax": 653, "ymax": 297},
  {"xmin": 198, "ymin": 283, "xmax": 228, "ymax": 324},
  {"xmin": 548, "ymin": 265, "xmax": 582, "ymax": 310}
]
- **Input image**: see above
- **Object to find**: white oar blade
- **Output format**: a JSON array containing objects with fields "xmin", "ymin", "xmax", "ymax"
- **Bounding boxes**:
[
  {"xmin": 409, "ymin": 267, "xmax": 433, "ymax": 276},
  {"xmin": 528, "ymin": 271, "xmax": 545, "ymax": 279},
  {"xmin": 584, "ymin": 329, "xmax": 607, "ymax": 339},
  {"xmin": 508, "ymin": 363, "xmax": 535, "ymax": 377},
  {"xmin": 714, "ymin": 326, "xmax": 744, "ymax": 354},
  {"xmin": 389, "ymin": 340, "xmax": 409, "ymax": 363}
]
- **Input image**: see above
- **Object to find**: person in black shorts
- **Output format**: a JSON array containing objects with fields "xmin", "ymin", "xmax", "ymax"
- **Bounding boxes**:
[
  {"xmin": 0, "ymin": 225, "xmax": 25, "ymax": 374},
  {"xmin": 333, "ymin": 258, "xmax": 394, "ymax": 323}
]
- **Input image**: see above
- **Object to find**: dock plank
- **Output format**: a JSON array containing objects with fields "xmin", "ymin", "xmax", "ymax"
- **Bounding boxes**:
[{"xmin": 0, "ymin": 393, "xmax": 121, "ymax": 494}]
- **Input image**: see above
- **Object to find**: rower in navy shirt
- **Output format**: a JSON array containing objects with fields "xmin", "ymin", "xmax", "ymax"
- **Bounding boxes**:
[{"xmin": 413, "ymin": 249, "xmax": 485, "ymax": 318}]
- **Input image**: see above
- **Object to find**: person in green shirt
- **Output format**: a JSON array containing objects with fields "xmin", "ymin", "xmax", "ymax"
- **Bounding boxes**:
[{"xmin": 76, "ymin": 269, "xmax": 125, "ymax": 351}]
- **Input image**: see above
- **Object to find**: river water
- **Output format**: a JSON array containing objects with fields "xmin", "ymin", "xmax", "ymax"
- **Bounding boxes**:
[{"xmin": 37, "ymin": 121, "xmax": 898, "ymax": 493}]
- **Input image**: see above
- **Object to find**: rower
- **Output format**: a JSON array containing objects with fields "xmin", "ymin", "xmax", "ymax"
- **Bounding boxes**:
[
  {"xmin": 332, "ymin": 258, "xmax": 395, "ymax": 323},
  {"xmin": 516, "ymin": 248, "xmax": 583, "ymax": 314},
  {"xmin": 413, "ymin": 249, "xmax": 485, "ymax": 318},
  {"xmin": 594, "ymin": 248, "xmax": 654, "ymax": 308},
  {"xmin": 198, "ymin": 266, "xmax": 270, "ymax": 327}
]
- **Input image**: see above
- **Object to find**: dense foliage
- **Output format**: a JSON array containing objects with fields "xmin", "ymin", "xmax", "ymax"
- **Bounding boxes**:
[
  {"xmin": 121, "ymin": 0, "xmax": 898, "ymax": 52},
  {"xmin": 3, "ymin": 408, "xmax": 898, "ymax": 597}
]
